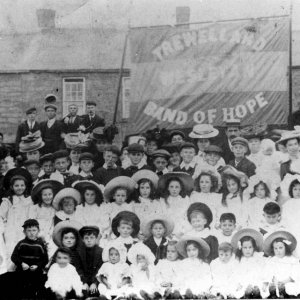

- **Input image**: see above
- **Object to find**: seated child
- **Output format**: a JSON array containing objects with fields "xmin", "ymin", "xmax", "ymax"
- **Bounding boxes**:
[
  {"xmin": 24, "ymin": 160, "xmax": 41, "ymax": 185},
  {"xmin": 77, "ymin": 226, "xmax": 103, "ymax": 298},
  {"xmin": 151, "ymin": 149, "xmax": 170, "ymax": 175},
  {"xmin": 50, "ymin": 150, "xmax": 71, "ymax": 185},
  {"xmin": 38, "ymin": 153, "xmax": 54, "ymax": 180},
  {"xmin": 263, "ymin": 231, "xmax": 299, "ymax": 298},
  {"xmin": 78, "ymin": 152, "xmax": 96, "ymax": 180},
  {"xmin": 97, "ymin": 240, "xmax": 130, "ymax": 299},
  {"xmin": 185, "ymin": 202, "xmax": 219, "ymax": 262},
  {"xmin": 213, "ymin": 213, "xmax": 237, "ymax": 244},
  {"xmin": 45, "ymin": 247, "xmax": 83, "ymax": 299},
  {"xmin": 210, "ymin": 242, "xmax": 238, "ymax": 298},
  {"xmin": 53, "ymin": 188, "xmax": 81, "ymax": 225},
  {"xmin": 142, "ymin": 216, "xmax": 174, "ymax": 264},
  {"xmin": 11, "ymin": 219, "xmax": 48, "ymax": 299}
]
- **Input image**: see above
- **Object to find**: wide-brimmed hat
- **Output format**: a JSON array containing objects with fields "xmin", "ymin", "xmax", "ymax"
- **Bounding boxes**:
[
  {"xmin": 280, "ymin": 173, "xmax": 300, "ymax": 197},
  {"xmin": 3, "ymin": 168, "xmax": 33, "ymax": 191},
  {"xmin": 64, "ymin": 132, "xmax": 90, "ymax": 150},
  {"xmin": 247, "ymin": 174, "xmax": 277, "ymax": 200},
  {"xmin": 231, "ymin": 228, "xmax": 264, "ymax": 251},
  {"xmin": 241, "ymin": 124, "xmax": 267, "ymax": 140},
  {"xmin": 19, "ymin": 137, "xmax": 45, "ymax": 153},
  {"xmin": 72, "ymin": 180, "xmax": 103, "ymax": 200},
  {"xmin": 104, "ymin": 176, "xmax": 137, "ymax": 201},
  {"xmin": 276, "ymin": 127, "xmax": 300, "ymax": 145},
  {"xmin": 52, "ymin": 187, "xmax": 81, "ymax": 210},
  {"xmin": 204, "ymin": 145, "xmax": 223, "ymax": 154},
  {"xmin": 176, "ymin": 235, "xmax": 210, "ymax": 258},
  {"xmin": 127, "ymin": 242, "xmax": 155, "ymax": 265},
  {"xmin": 31, "ymin": 179, "xmax": 63, "ymax": 204},
  {"xmin": 158, "ymin": 172, "xmax": 194, "ymax": 195},
  {"xmin": 263, "ymin": 231, "xmax": 297, "ymax": 256},
  {"xmin": 141, "ymin": 215, "xmax": 174, "ymax": 238},
  {"xmin": 52, "ymin": 220, "xmax": 82, "ymax": 247},
  {"xmin": 102, "ymin": 240, "xmax": 128, "ymax": 263},
  {"xmin": 187, "ymin": 203, "xmax": 213, "ymax": 227},
  {"xmin": 111, "ymin": 211, "xmax": 140, "ymax": 238},
  {"xmin": 90, "ymin": 127, "xmax": 106, "ymax": 141},
  {"xmin": 189, "ymin": 124, "xmax": 219, "ymax": 139},
  {"xmin": 219, "ymin": 165, "xmax": 248, "ymax": 187},
  {"xmin": 161, "ymin": 143, "xmax": 181, "ymax": 154},
  {"xmin": 131, "ymin": 170, "xmax": 159, "ymax": 189}
]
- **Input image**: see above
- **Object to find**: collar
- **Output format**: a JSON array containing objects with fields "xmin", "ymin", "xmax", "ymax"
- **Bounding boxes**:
[
  {"xmin": 153, "ymin": 237, "xmax": 163, "ymax": 246},
  {"xmin": 79, "ymin": 171, "xmax": 92, "ymax": 177},
  {"xmin": 103, "ymin": 163, "xmax": 117, "ymax": 170},
  {"xmin": 116, "ymin": 236, "xmax": 134, "ymax": 244},
  {"xmin": 130, "ymin": 160, "xmax": 146, "ymax": 169},
  {"xmin": 139, "ymin": 196, "xmax": 151, "ymax": 204},
  {"xmin": 56, "ymin": 210, "xmax": 75, "ymax": 219},
  {"xmin": 180, "ymin": 161, "xmax": 196, "ymax": 169},
  {"xmin": 27, "ymin": 120, "xmax": 35, "ymax": 127},
  {"xmin": 89, "ymin": 114, "xmax": 95, "ymax": 118}
]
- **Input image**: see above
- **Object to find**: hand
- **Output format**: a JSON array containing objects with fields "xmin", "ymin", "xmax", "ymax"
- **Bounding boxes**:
[
  {"xmin": 64, "ymin": 117, "xmax": 69, "ymax": 124},
  {"xmin": 30, "ymin": 265, "xmax": 38, "ymax": 271},
  {"xmin": 83, "ymin": 283, "xmax": 89, "ymax": 290},
  {"xmin": 89, "ymin": 283, "xmax": 98, "ymax": 294},
  {"xmin": 21, "ymin": 263, "xmax": 29, "ymax": 270}
]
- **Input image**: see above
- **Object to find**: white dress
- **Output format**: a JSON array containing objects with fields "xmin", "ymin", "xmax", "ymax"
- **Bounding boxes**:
[
  {"xmin": 213, "ymin": 229, "xmax": 238, "ymax": 244},
  {"xmin": 0, "ymin": 218, "xmax": 7, "ymax": 274},
  {"xmin": 45, "ymin": 263, "xmax": 83, "ymax": 297},
  {"xmin": 133, "ymin": 197, "xmax": 166, "ymax": 220}
]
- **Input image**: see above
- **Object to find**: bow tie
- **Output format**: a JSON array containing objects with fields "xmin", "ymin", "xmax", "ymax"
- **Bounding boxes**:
[{"xmin": 157, "ymin": 171, "xmax": 163, "ymax": 176}]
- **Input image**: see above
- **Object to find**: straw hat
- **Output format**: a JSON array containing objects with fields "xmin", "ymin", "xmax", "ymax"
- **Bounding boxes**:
[
  {"xmin": 64, "ymin": 132, "xmax": 90, "ymax": 150},
  {"xmin": 19, "ymin": 137, "xmax": 45, "ymax": 153},
  {"xmin": 52, "ymin": 187, "xmax": 81, "ymax": 210},
  {"xmin": 176, "ymin": 235, "xmax": 210, "ymax": 258},
  {"xmin": 131, "ymin": 170, "xmax": 159, "ymax": 189},
  {"xmin": 231, "ymin": 228, "xmax": 264, "ymax": 251},
  {"xmin": 72, "ymin": 180, "xmax": 103, "ymax": 199},
  {"xmin": 263, "ymin": 231, "xmax": 297, "ymax": 256},
  {"xmin": 276, "ymin": 127, "xmax": 300, "ymax": 145},
  {"xmin": 52, "ymin": 220, "xmax": 83, "ymax": 247},
  {"xmin": 127, "ymin": 242, "xmax": 155, "ymax": 265},
  {"xmin": 158, "ymin": 172, "xmax": 194, "ymax": 195},
  {"xmin": 102, "ymin": 240, "xmax": 128, "ymax": 263},
  {"xmin": 111, "ymin": 211, "xmax": 140, "ymax": 238},
  {"xmin": 31, "ymin": 179, "xmax": 63, "ymax": 204},
  {"xmin": 141, "ymin": 215, "xmax": 174, "ymax": 238},
  {"xmin": 219, "ymin": 165, "xmax": 248, "ymax": 187},
  {"xmin": 280, "ymin": 173, "xmax": 300, "ymax": 197},
  {"xmin": 189, "ymin": 124, "xmax": 219, "ymax": 139},
  {"xmin": 241, "ymin": 124, "xmax": 267, "ymax": 140},
  {"xmin": 104, "ymin": 176, "xmax": 137, "ymax": 202}
]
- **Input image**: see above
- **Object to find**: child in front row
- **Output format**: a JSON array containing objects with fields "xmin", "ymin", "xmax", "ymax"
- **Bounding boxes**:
[{"xmin": 213, "ymin": 213, "xmax": 237, "ymax": 244}]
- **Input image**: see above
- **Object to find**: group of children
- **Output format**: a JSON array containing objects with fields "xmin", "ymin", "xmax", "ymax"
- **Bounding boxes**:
[{"xmin": 1, "ymin": 123, "xmax": 300, "ymax": 299}]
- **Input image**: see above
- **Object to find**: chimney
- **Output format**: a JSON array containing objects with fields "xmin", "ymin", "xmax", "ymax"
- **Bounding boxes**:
[
  {"xmin": 176, "ymin": 6, "xmax": 190, "ymax": 29},
  {"xmin": 36, "ymin": 9, "xmax": 56, "ymax": 30}
]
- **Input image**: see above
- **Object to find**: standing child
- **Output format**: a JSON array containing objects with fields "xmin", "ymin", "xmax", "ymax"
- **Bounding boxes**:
[
  {"xmin": 52, "ymin": 187, "xmax": 81, "ymax": 225},
  {"xmin": 142, "ymin": 216, "xmax": 174, "ymax": 264},
  {"xmin": 213, "ymin": 213, "xmax": 237, "ymax": 244},
  {"xmin": 176, "ymin": 235, "xmax": 212, "ymax": 298}
]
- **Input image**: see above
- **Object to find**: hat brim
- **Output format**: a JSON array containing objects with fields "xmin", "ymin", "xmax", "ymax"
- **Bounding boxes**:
[
  {"xmin": 141, "ymin": 215, "xmax": 174, "ymax": 238},
  {"xmin": 19, "ymin": 141, "xmax": 45, "ymax": 153},
  {"xmin": 3, "ymin": 168, "xmax": 33, "ymax": 191},
  {"xmin": 127, "ymin": 242, "xmax": 156, "ymax": 265},
  {"xmin": 131, "ymin": 170, "xmax": 159, "ymax": 189},
  {"xmin": 187, "ymin": 203, "xmax": 213, "ymax": 227},
  {"xmin": 31, "ymin": 179, "xmax": 64, "ymax": 204},
  {"xmin": 104, "ymin": 176, "xmax": 137, "ymax": 201},
  {"xmin": 52, "ymin": 188, "xmax": 81, "ymax": 210},
  {"xmin": 276, "ymin": 131, "xmax": 300, "ymax": 144},
  {"xmin": 263, "ymin": 231, "xmax": 297, "ymax": 256},
  {"xmin": 231, "ymin": 228, "xmax": 264, "ymax": 251},
  {"xmin": 220, "ymin": 165, "xmax": 249, "ymax": 186},
  {"xmin": 52, "ymin": 220, "xmax": 83, "ymax": 247},
  {"xmin": 79, "ymin": 226, "xmax": 100, "ymax": 237},
  {"xmin": 111, "ymin": 211, "xmax": 140, "ymax": 237},
  {"xmin": 72, "ymin": 180, "xmax": 103, "ymax": 198},
  {"xmin": 176, "ymin": 235, "xmax": 210, "ymax": 258},
  {"xmin": 158, "ymin": 172, "xmax": 194, "ymax": 195},
  {"xmin": 189, "ymin": 128, "xmax": 219, "ymax": 139}
]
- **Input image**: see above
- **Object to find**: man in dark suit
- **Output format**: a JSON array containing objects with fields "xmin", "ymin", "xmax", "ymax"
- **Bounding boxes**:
[
  {"xmin": 15, "ymin": 107, "xmax": 40, "ymax": 152},
  {"xmin": 81, "ymin": 101, "xmax": 105, "ymax": 134},
  {"xmin": 62, "ymin": 104, "xmax": 82, "ymax": 134}
]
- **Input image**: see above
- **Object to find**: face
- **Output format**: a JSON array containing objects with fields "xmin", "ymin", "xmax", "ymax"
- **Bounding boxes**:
[
  {"xmin": 264, "ymin": 213, "xmax": 281, "ymax": 225},
  {"xmin": 41, "ymin": 188, "xmax": 53, "ymax": 206},
  {"xmin": 24, "ymin": 226, "xmax": 39, "ymax": 240},
  {"xmin": 70, "ymin": 150, "xmax": 80, "ymax": 164},
  {"xmin": 226, "ymin": 126, "xmax": 240, "ymax": 140},
  {"xmin": 83, "ymin": 234, "xmax": 97, "ymax": 248},
  {"xmin": 168, "ymin": 180, "xmax": 181, "ymax": 197},
  {"xmin": 55, "ymin": 157, "xmax": 69, "ymax": 173},
  {"xmin": 206, "ymin": 152, "xmax": 220, "ymax": 166},
  {"xmin": 180, "ymin": 148, "xmax": 195, "ymax": 163},
  {"xmin": 137, "ymin": 255, "xmax": 147, "ymax": 266},
  {"xmin": 104, "ymin": 151, "xmax": 118, "ymax": 167},
  {"xmin": 186, "ymin": 244, "xmax": 199, "ymax": 259},
  {"xmin": 68, "ymin": 105, "xmax": 78, "ymax": 116},
  {"xmin": 219, "ymin": 250, "xmax": 232, "ymax": 263},
  {"xmin": 153, "ymin": 157, "xmax": 168, "ymax": 172},
  {"xmin": 121, "ymin": 149, "xmax": 128, "ymax": 161},
  {"xmin": 46, "ymin": 108, "xmax": 56, "ymax": 119},
  {"xmin": 27, "ymin": 111, "xmax": 36, "ymax": 122},
  {"xmin": 227, "ymin": 179, "xmax": 239, "ymax": 194},
  {"xmin": 129, "ymin": 152, "xmax": 143, "ymax": 166},
  {"xmin": 273, "ymin": 241, "xmax": 286, "ymax": 258},
  {"xmin": 169, "ymin": 152, "xmax": 181, "ymax": 167},
  {"xmin": 86, "ymin": 104, "xmax": 96, "ymax": 115},
  {"xmin": 12, "ymin": 179, "xmax": 26, "ymax": 196},
  {"xmin": 84, "ymin": 189, "xmax": 96, "ymax": 205},
  {"xmin": 26, "ymin": 164, "xmax": 40, "ymax": 181},
  {"xmin": 117, "ymin": 222, "xmax": 133, "ymax": 238},
  {"xmin": 26, "ymin": 150, "xmax": 40, "ymax": 161},
  {"xmin": 220, "ymin": 220, "xmax": 236, "ymax": 236},
  {"xmin": 151, "ymin": 222, "xmax": 166, "ymax": 239},
  {"xmin": 263, "ymin": 147, "xmax": 273, "ymax": 156},
  {"xmin": 190, "ymin": 212, "xmax": 207, "ymax": 231},
  {"xmin": 56, "ymin": 252, "xmax": 70, "ymax": 267},
  {"xmin": 146, "ymin": 141, "xmax": 158, "ymax": 155},
  {"xmin": 62, "ymin": 198, "xmax": 76, "ymax": 214},
  {"xmin": 292, "ymin": 184, "xmax": 300, "ymax": 198},
  {"xmin": 286, "ymin": 139, "xmax": 300, "ymax": 156},
  {"xmin": 95, "ymin": 140, "xmax": 107, "ymax": 152},
  {"xmin": 62, "ymin": 232, "xmax": 76, "ymax": 248},
  {"xmin": 171, "ymin": 134, "xmax": 184, "ymax": 144},
  {"xmin": 197, "ymin": 138, "xmax": 210, "ymax": 151},
  {"xmin": 80, "ymin": 159, "xmax": 94, "ymax": 173},
  {"xmin": 248, "ymin": 138, "xmax": 261, "ymax": 154},
  {"xmin": 113, "ymin": 189, "xmax": 127, "ymax": 205},
  {"xmin": 42, "ymin": 161, "xmax": 54, "ymax": 175},
  {"xmin": 199, "ymin": 175, "xmax": 212, "ymax": 193},
  {"xmin": 242, "ymin": 240, "xmax": 254, "ymax": 258},
  {"xmin": 139, "ymin": 182, "xmax": 151, "ymax": 198},
  {"xmin": 109, "ymin": 248, "xmax": 120, "ymax": 264},
  {"xmin": 166, "ymin": 245, "xmax": 178, "ymax": 261},
  {"xmin": 232, "ymin": 144, "xmax": 247, "ymax": 158},
  {"xmin": 255, "ymin": 184, "xmax": 266, "ymax": 199}
]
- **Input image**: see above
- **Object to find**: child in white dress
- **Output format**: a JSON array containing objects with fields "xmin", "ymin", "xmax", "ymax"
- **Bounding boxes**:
[{"xmin": 45, "ymin": 247, "xmax": 83, "ymax": 298}]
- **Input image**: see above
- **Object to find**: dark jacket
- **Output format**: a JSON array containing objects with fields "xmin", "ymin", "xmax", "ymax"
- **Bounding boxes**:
[
  {"xmin": 40, "ymin": 120, "xmax": 64, "ymax": 154},
  {"xmin": 173, "ymin": 165, "xmax": 196, "ymax": 177},
  {"xmin": 94, "ymin": 166, "xmax": 122, "ymax": 185},
  {"xmin": 203, "ymin": 235, "xmax": 219, "ymax": 263},
  {"xmin": 81, "ymin": 114, "xmax": 105, "ymax": 134},
  {"xmin": 62, "ymin": 115, "xmax": 82, "ymax": 134},
  {"xmin": 144, "ymin": 236, "xmax": 167, "ymax": 265},
  {"xmin": 280, "ymin": 159, "xmax": 296, "ymax": 180},
  {"xmin": 228, "ymin": 157, "xmax": 256, "ymax": 178},
  {"xmin": 15, "ymin": 121, "xmax": 40, "ymax": 151},
  {"xmin": 121, "ymin": 164, "xmax": 152, "ymax": 177}
]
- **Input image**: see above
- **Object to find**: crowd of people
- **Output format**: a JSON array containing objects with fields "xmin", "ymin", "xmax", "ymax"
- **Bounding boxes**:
[{"xmin": 0, "ymin": 99, "xmax": 300, "ymax": 300}]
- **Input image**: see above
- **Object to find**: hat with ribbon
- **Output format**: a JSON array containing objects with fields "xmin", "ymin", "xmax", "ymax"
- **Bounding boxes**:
[{"xmin": 189, "ymin": 124, "xmax": 219, "ymax": 139}]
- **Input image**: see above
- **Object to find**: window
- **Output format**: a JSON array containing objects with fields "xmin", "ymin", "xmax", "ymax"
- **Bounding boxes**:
[
  {"xmin": 122, "ymin": 77, "xmax": 131, "ymax": 119},
  {"xmin": 62, "ymin": 77, "xmax": 86, "ymax": 116}
]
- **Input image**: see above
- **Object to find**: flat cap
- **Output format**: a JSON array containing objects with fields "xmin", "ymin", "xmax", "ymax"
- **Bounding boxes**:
[
  {"xmin": 79, "ymin": 226, "xmax": 100, "ymax": 237},
  {"xmin": 53, "ymin": 150, "xmax": 69, "ymax": 160},
  {"xmin": 26, "ymin": 107, "xmax": 37, "ymax": 115},
  {"xmin": 204, "ymin": 145, "xmax": 223, "ymax": 154},
  {"xmin": 152, "ymin": 149, "xmax": 171, "ymax": 159},
  {"xmin": 231, "ymin": 137, "xmax": 249, "ymax": 148},
  {"xmin": 79, "ymin": 152, "xmax": 94, "ymax": 161},
  {"xmin": 39, "ymin": 153, "xmax": 54, "ymax": 164},
  {"xmin": 23, "ymin": 159, "xmax": 41, "ymax": 167},
  {"xmin": 127, "ymin": 143, "xmax": 144, "ymax": 153},
  {"xmin": 22, "ymin": 219, "xmax": 39, "ymax": 228}
]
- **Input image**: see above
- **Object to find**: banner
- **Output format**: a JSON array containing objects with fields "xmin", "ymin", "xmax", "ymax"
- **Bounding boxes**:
[{"xmin": 126, "ymin": 17, "xmax": 289, "ymax": 135}]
